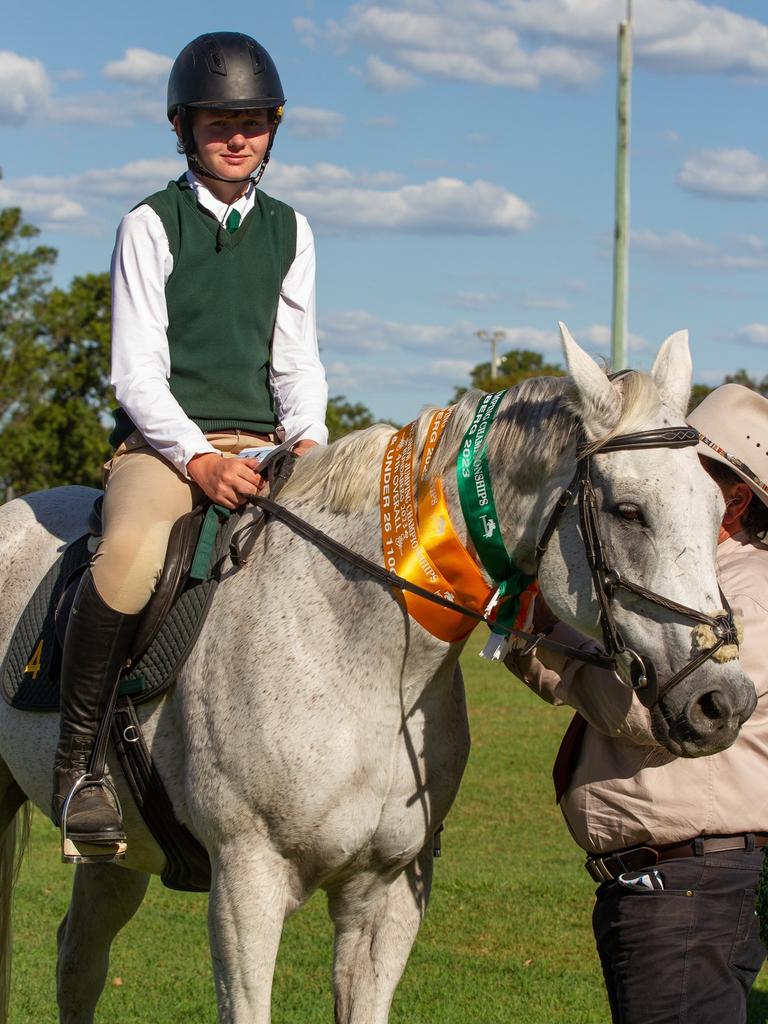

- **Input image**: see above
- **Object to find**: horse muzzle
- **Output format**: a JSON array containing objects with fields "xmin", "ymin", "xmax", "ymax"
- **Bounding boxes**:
[{"xmin": 651, "ymin": 665, "xmax": 757, "ymax": 757}]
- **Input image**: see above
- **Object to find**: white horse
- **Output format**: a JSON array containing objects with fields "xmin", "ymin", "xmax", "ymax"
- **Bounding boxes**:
[{"xmin": 0, "ymin": 328, "xmax": 756, "ymax": 1024}]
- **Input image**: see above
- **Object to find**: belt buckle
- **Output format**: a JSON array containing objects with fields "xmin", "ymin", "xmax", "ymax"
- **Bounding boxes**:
[
  {"xmin": 586, "ymin": 855, "xmax": 616, "ymax": 883},
  {"xmin": 586, "ymin": 846, "xmax": 659, "ymax": 883}
]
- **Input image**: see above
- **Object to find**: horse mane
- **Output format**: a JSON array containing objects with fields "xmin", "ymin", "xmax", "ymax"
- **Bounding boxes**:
[{"xmin": 282, "ymin": 369, "xmax": 661, "ymax": 514}]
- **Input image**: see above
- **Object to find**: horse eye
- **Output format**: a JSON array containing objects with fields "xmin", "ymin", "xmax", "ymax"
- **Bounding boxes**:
[{"xmin": 613, "ymin": 503, "xmax": 643, "ymax": 524}]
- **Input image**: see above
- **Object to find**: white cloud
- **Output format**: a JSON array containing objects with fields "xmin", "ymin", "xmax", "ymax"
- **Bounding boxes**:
[
  {"xmin": 365, "ymin": 55, "xmax": 420, "ymax": 92},
  {"xmin": 293, "ymin": 16, "xmax": 320, "ymax": 49},
  {"xmin": 734, "ymin": 323, "xmax": 768, "ymax": 347},
  {"xmin": 632, "ymin": 228, "xmax": 768, "ymax": 270},
  {"xmin": 0, "ymin": 181, "xmax": 85, "ymax": 225},
  {"xmin": 319, "ymin": 311, "xmax": 656, "ymax": 418},
  {"xmin": 510, "ymin": 0, "xmax": 768, "ymax": 73},
  {"xmin": 0, "ymin": 49, "xmax": 168, "ymax": 127},
  {"xmin": 0, "ymin": 51, "xmax": 51, "ymax": 123},
  {"xmin": 578, "ymin": 323, "xmax": 612, "ymax": 347},
  {"xmin": 678, "ymin": 148, "xmax": 768, "ymax": 199},
  {"xmin": 521, "ymin": 294, "xmax": 570, "ymax": 311},
  {"xmin": 451, "ymin": 290, "xmax": 503, "ymax": 311},
  {"xmin": 104, "ymin": 48, "xmax": 173, "ymax": 86},
  {"xmin": 325, "ymin": 1, "xmax": 768, "ymax": 94},
  {"xmin": 269, "ymin": 162, "xmax": 535, "ymax": 235},
  {"xmin": 321, "ymin": 310, "xmax": 562, "ymax": 358},
  {"xmin": 1, "ymin": 159, "xmax": 184, "ymax": 232},
  {"xmin": 566, "ymin": 323, "xmax": 648, "ymax": 354},
  {"xmin": 321, "ymin": 310, "xmax": 473, "ymax": 355},
  {"xmin": 331, "ymin": 5, "xmax": 600, "ymax": 90},
  {"xmin": 44, "ymin": 92, "xmax": 155, "ymax": 126},
  {"xmin": 284, "ymin": 106, "xmax": 345, "ymax": 139},
  {"xmin": 318, "ymin": 309, "xmax": 664, "ymax": 416},
  {"xmin": 6, "ymin": 154, "xmax": 531, "ymax": 240}
]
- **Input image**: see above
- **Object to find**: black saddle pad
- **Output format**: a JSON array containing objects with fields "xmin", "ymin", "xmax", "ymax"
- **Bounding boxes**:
[
  {"xmin": 0, "ymin": 535, "xmax": 91, "ymax": 711},
  {"xmin": 0, "ymin": 512, "xmax": 235, "ymax": 712}
]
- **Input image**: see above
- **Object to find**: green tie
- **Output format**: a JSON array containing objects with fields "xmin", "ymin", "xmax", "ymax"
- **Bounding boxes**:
[{"xmin": 225, "ymin": 209, "xmax": 241, "ymax": 234}]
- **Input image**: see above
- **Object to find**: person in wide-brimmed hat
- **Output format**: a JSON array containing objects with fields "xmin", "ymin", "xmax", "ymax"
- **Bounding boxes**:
[
  {"xmin": 505, "ymin": 381, "xmax": 768, "ymax": 1024},
  {"xmin": 688, "ymin": 382, "xmax": 768, "ymax": 543}
]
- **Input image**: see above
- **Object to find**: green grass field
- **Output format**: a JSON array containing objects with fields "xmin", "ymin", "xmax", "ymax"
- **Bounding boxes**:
[{"xmin": 7, "ymin": 647, "xmax": 768, "ymax": 1022}]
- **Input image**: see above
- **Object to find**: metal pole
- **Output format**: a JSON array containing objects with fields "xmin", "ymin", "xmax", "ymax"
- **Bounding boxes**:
[
  {"xmin": 475, "ymin": 329, "xmax": 505, "ymax": 381},
  {"xmin": 611, "ymin": 0, "xmax": 632, "ymax": 370}
]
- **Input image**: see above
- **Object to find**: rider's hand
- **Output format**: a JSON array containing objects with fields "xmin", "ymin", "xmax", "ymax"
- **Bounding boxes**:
[{"xmin": 187, "ymin": 453, "xmax": 265, "ymax": 509}]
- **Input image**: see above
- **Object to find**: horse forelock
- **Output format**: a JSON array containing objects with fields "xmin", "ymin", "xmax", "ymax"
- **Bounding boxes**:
[
  {"xmin": 282, "ymin": 368, "xmax": 663, "ymax": 514},
  {"xmin": 575, "ymin": 370, "xmax": 663, "ymax": 456}
]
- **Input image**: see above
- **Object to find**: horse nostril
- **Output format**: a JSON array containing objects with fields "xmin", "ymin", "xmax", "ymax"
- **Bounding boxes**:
[{"xmin": 694, "ymin": 690, "xmax": 730, "ymax": 723}]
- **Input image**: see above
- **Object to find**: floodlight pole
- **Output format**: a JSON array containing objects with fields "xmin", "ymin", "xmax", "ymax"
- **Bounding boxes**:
[
  {"xmin": 611, "ymin": 0, "xmax": 633, "ymax": 370},
  {"xmin": 475, "ymin": 329, "xmax": 506, "ymax": 381}
]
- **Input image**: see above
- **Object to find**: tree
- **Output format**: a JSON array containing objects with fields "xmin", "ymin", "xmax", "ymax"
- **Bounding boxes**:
[
  {"xmin": 723, "ymin": 369, "xmax": 768, "ymax": 397},
  {"xmin": 0, "ymin": 272, "xmax": 113, "ymax": 497},
  {"xmin": 688, "ymin": 370, "xmax": 768, "ymax": 413},
  {"xmin": 451, "ymin": 348, "xmax": 565, "ymax": 401},
  {"xmin": 326, "ymin": 395, "xmax": 380, "ymax": 442},
  {"xmin": 0, "ymin": 205, "xmax": 113, "ymax": 501},
  {"xmin": 0, "ymin": 208, "xmax": 57, "ymax": 430}
]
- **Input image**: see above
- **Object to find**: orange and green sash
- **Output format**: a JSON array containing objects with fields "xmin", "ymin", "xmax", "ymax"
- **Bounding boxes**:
[{"xmin": 379, "ymin": 396, "xmax": 535, "ymax": 643}]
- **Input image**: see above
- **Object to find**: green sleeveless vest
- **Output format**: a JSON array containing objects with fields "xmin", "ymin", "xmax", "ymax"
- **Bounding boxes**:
[{"xmin": 111, "ymin": 176, "xmax": 297, "ymax": 445}]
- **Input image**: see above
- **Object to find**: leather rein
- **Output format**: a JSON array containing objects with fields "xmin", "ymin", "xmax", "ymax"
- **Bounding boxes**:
[{"xmin": 232, "ymin": 424, "xmax": 738, "ymax": 711}]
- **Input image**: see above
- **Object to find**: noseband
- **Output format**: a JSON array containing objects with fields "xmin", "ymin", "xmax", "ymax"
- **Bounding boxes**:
[{"xmin": 535, "ymin": 425, "xmax": 738, "ymax": 708}]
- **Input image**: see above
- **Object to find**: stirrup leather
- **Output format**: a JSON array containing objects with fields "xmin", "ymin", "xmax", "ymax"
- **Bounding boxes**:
[{"xmin": 60, "ymin": 774, "xmax": 127, "ymax": 864}]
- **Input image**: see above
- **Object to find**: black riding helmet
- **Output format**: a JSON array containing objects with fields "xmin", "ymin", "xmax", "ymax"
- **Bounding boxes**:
[{"xmin": 168, "ymin": 32, "xmax": 286, "ymax": 184}]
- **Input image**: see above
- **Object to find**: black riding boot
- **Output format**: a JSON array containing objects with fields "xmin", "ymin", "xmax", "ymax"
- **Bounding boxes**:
[{"xmin": 51, "ymin": 571, "xmax": 140, "ymax": 850}]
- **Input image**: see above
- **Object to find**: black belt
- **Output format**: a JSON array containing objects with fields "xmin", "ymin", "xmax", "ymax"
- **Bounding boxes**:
[{"xmin": 585, "ymin": 833, "xmax": 768, "ymax": 883}]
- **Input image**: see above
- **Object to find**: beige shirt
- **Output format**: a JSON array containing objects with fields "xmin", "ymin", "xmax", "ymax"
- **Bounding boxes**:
[{"xmin": 507, "ymin": 531, "xmax": 768, "ymax": 854}]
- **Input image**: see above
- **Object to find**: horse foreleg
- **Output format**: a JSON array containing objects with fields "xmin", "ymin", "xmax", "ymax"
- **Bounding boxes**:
[
  {"xmin": 208, "ymin": 842, "xmax": 290, "ymax": 1024},
  {"xmin": 57, "ymin": 864, "xmax": 150, "ymax": 1024},
  {"xmin": 327, "ymin": 845, "xmax": 434, "ymax": 1024}
]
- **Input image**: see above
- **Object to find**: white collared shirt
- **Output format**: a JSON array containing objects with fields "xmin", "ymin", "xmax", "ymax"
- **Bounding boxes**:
[{"xmin": 110, "ymin": 171, "xmax": 328, "ymax": 475}]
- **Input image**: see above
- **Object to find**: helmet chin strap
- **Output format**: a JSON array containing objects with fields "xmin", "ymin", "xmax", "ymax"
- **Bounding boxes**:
[
  {"xmin": 187, "ymin": 124, "xmax": 277, "ymax": 188},
  {"xmin": 187, "ymin": 152, "xmax": 263, "ymax": 186}
]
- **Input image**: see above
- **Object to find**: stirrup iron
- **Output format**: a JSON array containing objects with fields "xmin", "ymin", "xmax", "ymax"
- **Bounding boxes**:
[{"xmin": 60, "ymin": 774, "xmax": 127, "ymax": 864}]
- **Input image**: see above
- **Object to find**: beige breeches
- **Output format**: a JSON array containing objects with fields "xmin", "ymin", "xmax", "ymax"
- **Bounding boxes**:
[{"xmin": 90, "ymin": 431, "xmax": 272, "ymax": 614}]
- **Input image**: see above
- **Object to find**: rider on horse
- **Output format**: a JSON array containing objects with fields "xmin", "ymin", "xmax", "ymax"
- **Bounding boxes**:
[{"xmin": 51, "ymin": 31, "xmax": 328, "ymax": 860}]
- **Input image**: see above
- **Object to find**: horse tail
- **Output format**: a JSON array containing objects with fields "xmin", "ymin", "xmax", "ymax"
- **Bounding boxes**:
[{"xmin": 0, "ymin": 801, "xmax": 30, "ymax": 1024}]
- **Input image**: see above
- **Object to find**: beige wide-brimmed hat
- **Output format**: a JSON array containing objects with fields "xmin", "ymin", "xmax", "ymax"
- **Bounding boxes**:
[{"xmin": 687, "ymin": 383, "xmax": 768, "ymax": 509}]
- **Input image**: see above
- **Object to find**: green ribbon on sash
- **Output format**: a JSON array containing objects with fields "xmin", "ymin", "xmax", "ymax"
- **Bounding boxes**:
[{"xmin": 456, "ymin": 391, "xmax": 535, "ymax": 635}]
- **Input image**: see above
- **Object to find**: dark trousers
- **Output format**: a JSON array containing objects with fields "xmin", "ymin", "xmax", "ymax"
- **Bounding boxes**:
[{"xmin": 593, "ymin": 846, "xmax": 767, "ymax": 1024}]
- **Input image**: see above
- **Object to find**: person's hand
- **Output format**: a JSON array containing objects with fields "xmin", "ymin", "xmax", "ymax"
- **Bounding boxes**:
[
  {"xmin": 187, "ymin": 453, "xmax": 265, "ymax": 508},
  {"xmin": 291, "ymin": 439, "xmax": 319, "ymax": 457}
]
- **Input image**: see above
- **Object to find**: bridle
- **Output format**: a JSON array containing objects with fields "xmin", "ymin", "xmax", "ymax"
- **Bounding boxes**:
[
  {"xmin": 534, "ymin": 424, "xmax": 739, "ymax": 708},
  {"xmin": 234, "ymin": 423, "xmax": 739, "ymax": 712}
]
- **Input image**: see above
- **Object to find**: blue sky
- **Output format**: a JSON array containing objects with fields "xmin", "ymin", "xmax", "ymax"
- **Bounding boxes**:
[{"xmin": 3, "ymin": 0, "xmax": 768, "ymax": 423}]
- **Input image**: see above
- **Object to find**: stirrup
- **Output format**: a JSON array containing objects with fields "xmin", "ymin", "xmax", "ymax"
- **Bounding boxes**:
[{"xmin": 60, "ymin": 774, "xmax": 127, "ymax": 865}]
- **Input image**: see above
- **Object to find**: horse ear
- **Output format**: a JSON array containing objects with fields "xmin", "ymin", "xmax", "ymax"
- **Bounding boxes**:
[
  {"xmin": 649, "ymin": 330, "xmax": 692, "ymax": 419},
  {"xmin": 559, "ymin": 321, "xmax": 621, "ymax": 439}
]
